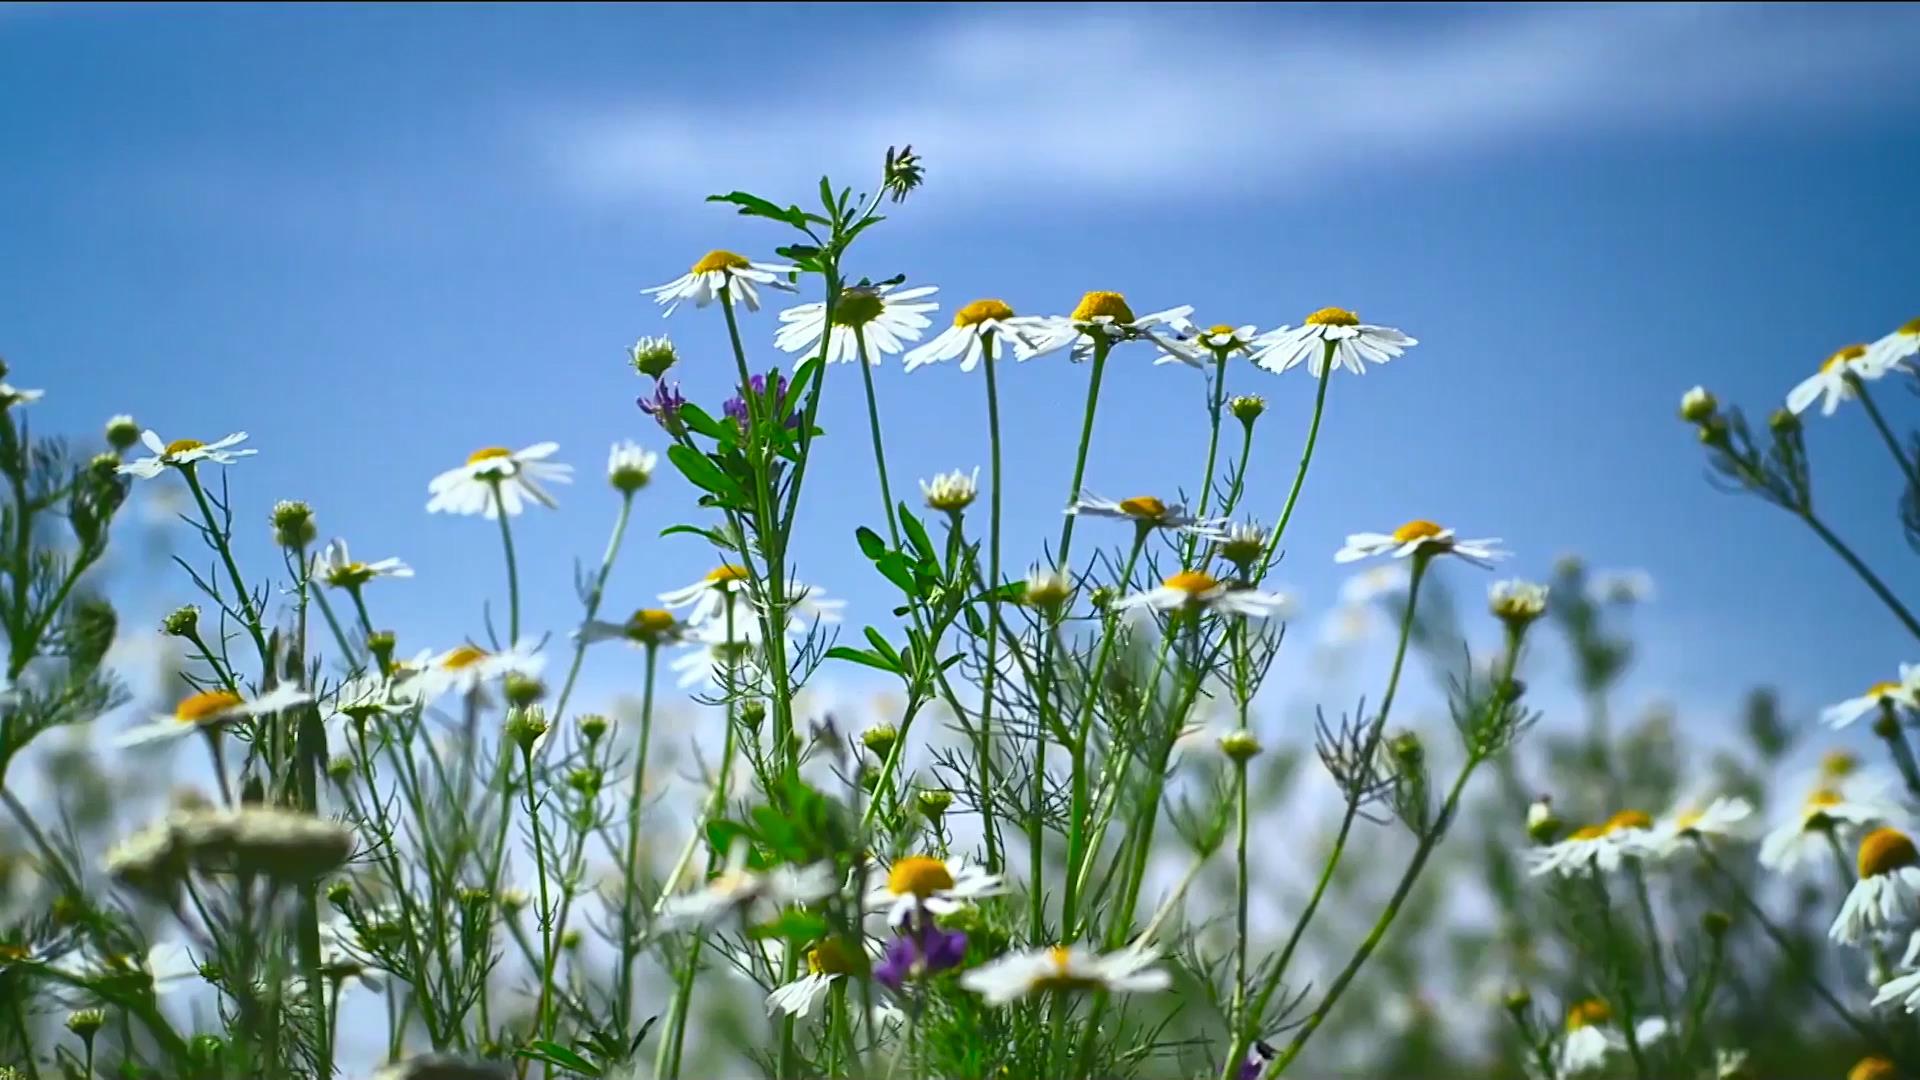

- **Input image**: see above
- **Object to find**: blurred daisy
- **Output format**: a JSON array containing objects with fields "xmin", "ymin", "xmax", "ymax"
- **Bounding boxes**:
[
  {"xmin": 314, "ymin": 538, "xmax": 412, "ymax": 590},
  {"xmin": 960, "ymin": 945, "xmax": 1169, "ymax": 1005},
  {"xmin": 774, "ymin": 283, "xmax": 940, "ymax": 364},
  {"xmin": 1116, "ymin": 570, "xmax": 1291, "ymax": 620},
  {"xmin": 1787, "ymin": 343, "xmax": 1887, "ymax": 416},
  {"xmin": 657, "ymin": 845, "xmax": 836, "ymax": 929},
  {"xmin": 578, "ymin": 608, "xmax": 688, "ymax": 650},
  {"xmin": 1760, "ymin": 782, "xmax": 1905, "ymax": 873},
  {"xmin": 1869, "ymin": 316, "xmax": 1920, "ymax": 371},
  {"xmin": 1250, "ymin": 307, "xmax": 1416, "ymax": 377},
  {"xmin": 426, "ymin": 443, "xmax": 572, "ymax": 518},
  {"xmin": 1213, "ymin": 521, "xmax": 1271, "ymax": 572},
  {"xmin": 1640, "ymin": 796, "xmax": 1754, "ymax": 859},
  {"xmin": 325, "ymin": 671, "xmax": 423, "ymax": 727},
  {"xmin": 1153, "ymin": 320, "xmax": 1258, "ymax": 369},
  {"xmin": 766, "ymin": 937, "xmax": 868, "ymax": 1018},
  {"xmin": 115, "ymin": 685, "xmax": 312, "ymax": 749},
  {"xmin": 669, "ymin": 620, "xmax": 762, "ymax": 691},
  {"xmin": 1067, "ymin": 493, "xmax": 1227, "ymax": 539},
  {"xmin": 644, "ymin": 249, "xmax": 794, "ymax": 316},
  {"xmin": 658, "ymin": 565, "xmax": 843, "ymax": 628},
  {"xmin": 1336, "ymin": 519, "xmax": 1505, "ymax": 566},
  {"xmin": 118, "ymin": 431, "xmax": 255, "ymax": 479},
  {"xmin": 416, "ymin": 640, "xmax": 545, "ymax": 700},
  {"xmin": 902, "ymin": 298, "xmax": 1045, "ymax": 373},
  {"xmin": 0, "ymin": 384, "xmax": 44, "ymax": 408},
  {"xmin": 1823, "ymin": 668, "xmax": 1920, "ymax": 729},
  {"xmin": 1341, "ymin": 565, "xmax": 1408, "ymax": 606},
  {"xmin": 1020, "ymin": 291, "xmax": 1193, "ymax": 362},
  {"xmin": 606, "ymin": 441, "xmax": 658, "ymax": 493},
  {"xmin": 1528, "ymin": 810, "xmax": 1655, "ymax": 877},
  {"xmin": 1559, "ymin": 999, "xmax": 1668, "ymax": 1075},
  {"xmin": 1832, "ymin": 827, "xmax": 1920, "ymax": 945},
  {"xmin": 866, "ymin": 855, "xmax": 1005, "ymax": 927}
]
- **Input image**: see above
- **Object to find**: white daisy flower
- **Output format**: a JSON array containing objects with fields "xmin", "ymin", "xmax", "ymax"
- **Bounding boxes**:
[
  {"xmin": 425, "ymin": 443, "xmax": 572, "ymax": 518},
  {"xmin": 1115, "ymin": 569, "xmax": 1291, "ymax": 620},
  {"xmin": 325, "ymin": 671, "xmax": 423, "ymax": 728},
  {"xmin": 1787, "ymin": 343, "xmax": 1897, "ymax": 417},
  {"xmin": 313, "ymin": 538, "xmax": 412, "ymax": 590},
  {"xmin": 115, "ymin": 684, "xmax": 312, "ymax": 749},
  {"xmin": 1487, "ymin": 579, "xmax": 1550, "ymax": 624},
  {"xmin": 668, "ymin": 620, "xmax": 764, "ymax": 691},
  {"xmin": 1527, "ymin": 810, "xmax": 1656, "ymax": 878},
  {"xmin": 0, "ymin": 384, "xmax": 44, "ymax": 408},
  {"xmin": 1868, "ymin": 316, "xmax": 1920, "ymax": 372},
  {"xmin": 316, "ymin": 914, "xmax": 384, "ymax": 995},
  {"xmin": 959, "ymin": 945, "xmax": 1169, "ymax": 1006},
  {"xmin": 656, "ymin": 845, "xmax": 836, "ymax": 929},
  {"xmin": 1250, "ymin": 307, "xmax": 1416, "ymax": 377},
  {"xmin": 766, "ymin": 938, "xmax": 868, "ymax": 1018},
  {"xmin": 1066, "ymin": 493, "xmax": 1227, "ymax": 539},
  {"xmin": 1558, "ymin": 1000, "xmax": 1668, "ymax": 1076},
  {"xmin": 1832, "ymin": 827, "xmax": 1920, "ymax": 945},
  {"xmin": 415, "ymin": 640, "xmax": 545, "ymax": 701},
  {"xmin": 118, "ymin": 431, "xmax": 255, "ymax": 479},
  {"xmin": 644, "ymin": 249, "xmax": 795, "ymax": 316},
  {"xmin": 865, "ymin": 855, "xmax": 1005, "ymax": 927},
  {"xmin": 578, "ymin": 608, "xmax": 688, "ymax": 650},
  {"xmin": 606, "ymin": 441, "xmax": 658, "ymax": 493},
  {"xmin": 1153, "ymin": 318, "xmax": 1258, "ymax": 369},
  {"xmin": 1019, "ymin": 291, "xmax": 1194, "ymax": 363},
  {"xmin": 1336, "ymin": 519, "xmax": 1506, "ymax": 566},
  {"xmin": 1823, "ymin": 668, "xmax": 1920, "ymax": 729},
  {"xmin": 902, "ymin": 298, "xmax": 1048, "ymax": 373},
  {"xmin": 1640, "ymin": 796, "xmax": 1755, "ymax": 859},
  {"xmin": 920, "ymin": 468, "xmax": 978, "ymax": 513},
  {"xmin": 657, "ymin": 565, "xmax": 843, "ymax": 628},
  {"xmin": 774, "ymin": 283, "xmax": 939, "ymax": 364},
  {"xmin": 1760, "ymin": 780, "xmax": 1905, "ymax": 873}
]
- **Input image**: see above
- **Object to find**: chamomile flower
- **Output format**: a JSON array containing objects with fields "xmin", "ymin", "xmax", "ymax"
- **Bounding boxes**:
[
  {"xmin": 1213, "ymin": 521, "xmax": 1271, "ymax": 571},
  {"xmin": 1760, "ymin": 780, "xmax": 1905, "ymax": 873},
  {"xmin": 1020, "ymin": 291, "xmax": 1194, "ymax": 362},
  {"xmin": 1640, "ymin": 796, "xmax": 1755, "ymax": 859},
  {"xmin": 1831, "ymin": 827, "xmax": 1920, "ymax": 945},
  {"xmin": 578, "ymin": 608, "xmax": 688, "ymax": 649},
  {"xmin": 766, "ymin": 938, "xmax": 868, "ymax": 1017},
  {"xmin": 1066, "ymin": 493, "xmax": 1227, "ymax": 539},
  {"xmin": 866, "ymin": 855, "xmax": 1006, "ymax": 927},
  {"xmin": 415, "ymin": 640, "xmax": 545, "ymax": 701},
  {"xmin": 774, "ymin": 283, "xmax": 940, "ymax": 364},
  {"xmin": 902, "ymin": 298, "xmax": 1045, "ymax": 373},
  {"xmin": 313, "ymin": 538, "xmax": 412, "ymax": 590},
  {"xmin": 426, "ymin": 444, "xmax": 571, "ymax": 518},
  {"xmin": 1869, "ymin": 316, "xmax": 1920, "ymax": 371},
  {"xmin": 1527, "ymin": 810, "xmax": 1656, "ymax": 877},
  {"xmin": 1116, "ymin": 570, "xmax": 1291, "ymax": 620},
  {"xmin": 1251, "ymin": 307, "xmax": 1416, "ymax": 377},
  {"xmin": 0, "ymin": 384, "xmax": 44, "ymax": 408},
  {"xmin": 325, "ymin": 671, "xmax": 423, "ymax": 728},
  {"xmin": 115, "ymin": 684, "xmax": 312, "ymax": 749},
  {"xmin": 606, "ymin": 441, "xmax": 658, "ymax": 494},
  {"xmin": 921, "ymin": 468, "xmax": 978, "ymax": 513},
  {"xmin": 1153, "ymin": 319, "xmax": 1259, "ymax": 369},
  {"xmin": 644, "ymin": 249, "xmax": 795, "ymax": 316},
  {"xmin": 1787, "ymin": 343, "xmax": 1888, "ymax": 417},
  {"xmin": 1335, "ymin": 520, "xmax": 1506, "ymax": 566},
  {"xmin": 959, "ymin": 945, "xmax": 1169, "ymax": 1005},
  {"xmin": 1557, "ymin": 999, "xmax": 1669, "ymax": 1075},
  {"xmin": 118, "ymin": 431, "xmax": 255, "ymax": 479},
  {"xmin": 669, "ymin": 620, "xmax": 763, "ymax": 691},
  {"xmin": 658, "ymin": 565, "xmax": 843, "ymax": 628},
  {"xmin": 656, "ymin": 845, "xmax": 836, "ymax": 929},
  {"xmin": 1823, "ymin": 667, "xmax": 1920, "ymax": 729}
]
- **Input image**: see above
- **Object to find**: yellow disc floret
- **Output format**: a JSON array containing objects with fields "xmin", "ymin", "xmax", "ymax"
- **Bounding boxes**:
[
  {"xmin": 626, "ymin": 609, "xmax": 678, "ymax": 641},
  {"xmin": 1567, "ymin": 824, "xmax": 1608, "ymax": 842},
  {"xmin": 807, "ymin": 937, "xmax": 865, "ymax": 977},
  {"xmin": 1565, "ymin": 998, "xmax": 1612, "ymax": 1030},
  {"xmin": 164, "ymin": 438, "xmax": 206, "ymax": 456},
  {"xmin": 1391, "ymin": 519, "xmax": 1447, "ymax": 544},
  {"xmin": 1898, "ymin": 317, "xmax": 1920, "ymax": 337},
  {"xmin": 1072, "ymin": 291, "xmax": 1136, "ymax": 323},
  {"xmin": 1850, "ymin": 1056, "xmax": 1899, "ymax": 1080},
  {"xmin": 1605, "ymin": 809, "xmax": 1653, "ymax": 833},
  {"xmin": 1823, "ymin": 749, "xmax": 1860, "ymax": 778},
  {"xmin": 1118, "ymin": 496, "xmax": 1168, "ymax": 521},
  {"xmin": 887, "ymin": 856, "xmax": 955, "ymax": 898},
  {"xmin": 1030, "ymin": 946, "xmax": 1101, "ymax": 993},
  {"xmin": 832, "ymin": 287, "xmax": 886, "ymax": 328},
  {"xmin": 706, "ymin": 565, "xmax": 750, "ymax": 585},
  {"xmin": 175, "ymin": 690, "xmax": 243, "ymax": 725},
  {"xmin": 467, "ymin": 447, "xmax": 512, "ymax": 465},
  {"xmin": 1164, "ymin": 570, "xmax": 1220, "ymax": 595},
  {"xmin": 954, "ymin": 299, "xmax": 1015, "ymax": 327},
  {"xmin": 1822, "ymin": 344, "xmax": 1869, "ymax": 372},
  {"xmin": 692, "ymin": 250, "xmax": 752, "ymax": 274},
  {"xmin": 441, "ymin": 645, "xmax": 490, "ymax": 670},
  {"xmin": 1304, "ymin": 307, "xmax": 1360, "ymax": 327},
  {"xmin": 1859, "ymin": 827, "xmax": 1919, "ymax": 878},
  {"xmin": 1866, "ymin": 680, "xmax": 1903, "ymax": 701}
]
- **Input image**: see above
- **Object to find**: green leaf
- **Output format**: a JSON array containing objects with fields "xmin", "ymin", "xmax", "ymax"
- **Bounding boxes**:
[
  {"xmin": 705, "ymin": 819, "xmax": 757, "ymax": 864},
  {"xmin": 873, "ymin": 551, "xmax": 919, "ymax": 595},
  {"xmin": 706, "ymin": 190, "xmax": 814, "ymax": 229},
  {"xmin": 678, "ymin": 403, "xmax": 735, "ymax": 445},
  {"xmin": 824, "ymin": 645, "xmax": 900, "ymax": 675},
  {"xmin": 516, "ymin": 1041, "xmax": 601, "ymax": 1076},
  {"xmin": 898, "ymin": 507, "xmax": 938, "ymax": 565},
  {"xmin": 659, "ymin": 523, "xmax": 733, "ymax": 549},
  {"xmin": 862, "ymin": 626, "xmax": 901, "ymax": 665},
  {"xmin": 748, "ymin": 908, "xmax": 829, "ymax": 943},
  {"xmin": 667, "ymin": 445, "xmax": 743, "ymax": 503},
  {"xmin": 855, "ymin": 526, "xmax": 888, "ymax": 562}
]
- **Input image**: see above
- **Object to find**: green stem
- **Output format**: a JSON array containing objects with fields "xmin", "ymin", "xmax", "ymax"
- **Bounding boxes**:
[
  {"xmin": 490, "ymin": 481, "xmax": 521, "ymax": 644},
  {"xmin": 1876, "ymin": 700, "xmax": 1920, "ymax": 801},
  {"xmin": 524, "ymin": 745, "xmax": 557, "ymax": 1058},
  {"xmin": 1186, "ymin": 349, "xmax": 1231, "ymax": 567},
  {"xmin": 1627, "ymin": 860, "xmax": 1675, "ymax": 1024},
  {"xmin": 551, "ymin": 491, "xmax": 636, "ymax": 729},
  {"xmin": 1231, "ymin": 756, "xmax": 1251, "ymax": 1033},
  {"xmin": 615, "ymin": 645, "xmax": 660, "ymax": 1033},
  {"xmin": 1256, "ymin": 344, "xmax": 1334, "ymax": 581},
  {"xmin": 1055, "ymin": 337, "xmax": 1111, "ymax": 569},
  {"xmin": 180, "ymin": 464, "xmax": 271, "ymax": 668},
  {"xmin": 854, "ymin": 328, "xmax": 901, "ymax": 544},
  {"xmin": 1849, "ymin": 372, "xmax": 1920, "ymax": 491},
  {"xmin": 1799, "ymin": 510, "xmax": 1920, "ymax": 641},
  {"xmin": 979, "ymin": 332, "xmax": 1006, "ymax": 871},
  {"xmin": 1588, "ymin": 868, "xmax": 1651, "ymax": 1080}
]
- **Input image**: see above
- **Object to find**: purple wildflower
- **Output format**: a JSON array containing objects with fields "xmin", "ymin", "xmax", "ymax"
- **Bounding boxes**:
[
  {"xmin": 874, "ymin": 918, "xmax": 967, "ymax": 991},
  {"xmin": 1235, "ymin": 1040, "xmax": 1276, "ymax": 1080},
  {"xmin": 638, "ymin": 381, "xmax": 687, "ymax": 436},
  {"xmin": 724, "ymin": 373, "xmax": 800, "ymax": 433}
]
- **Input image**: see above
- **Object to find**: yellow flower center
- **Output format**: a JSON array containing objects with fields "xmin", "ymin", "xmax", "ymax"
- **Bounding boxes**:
[
  {"xmin": 1824, "ymin": 749, "xmax": 1860, "ymax": 778},
  {"xmin": 1822, "ymin": 344, "xmax": 1869, "ymax": 372},
  {"xmin": 466, "ymin": 447, "xmax": 512, "ymax": 465},
  {"xmin": 954, "ymin": 299, "xmax": 1015, "ymax": 327},
  {"xmin": 164, "ymin": 438, "xmax": 206, "ymax": 456},
  {"xmin": 691, "ymin": 250, "xmax": 752, "ymax": 274},
  {"xmin": 1391, "ymin": 519, "xmax": 1447, "ymax": 544},
  {"xmin": 1851, "ymin": 1056, "xmax": 1899, "ymax": 1080},
  {"xmin": 175, "ymin": 690, "xmax": 243, "ymax": 724},
  {"xmin": 1565, "ymin": 998, "xmax": 1612, "ymax": 1030},
  {"xmin": 1117, "ymin": 496, "xmax": 1168, "ymax": 521},
  {"xmin": 1860, "ymin": 827, "xmax": 1918, "ymax": 878},
  {"xmin": 807, "ymin": 938, "xmax": 863, "ymax": 977},
  {"xmin": 441, "ymin": 645, "xmax": 489, "ymax": 670},
  {"xmin": 887, "ymin": 856, "xmax": 955, "ymax": 898},
  {"xmin": 706, "ymin": 565, "xmax": 750, "ymax": 585},
  {"xmin": 1207, "ymin": 324, "xmax": 1236, "ymax": 337},
  {"xmin": 1867, "ymin": 680, "xmax": 1903, "ymax": 700},
  {"xmin": 627, "ymin": 609, "xmax": 678, "ymax": 639},
  {"xmin": 1304, "ymin": 307, "xmax": 1360, "ymax": 327},
  {"xmin": 1029, "ymin": 945, "xmax": 1102, "ymax": 993},
  {"xmin": 1164, "ymin": 570, "xmax": 1219, "ymax": 595},
  {"xmin": 832, "ymin": 288, "xmax": 886, "ymax": 328},
  {"xmin": 1072, "ymin": 291, "xmax": 1136, "ymax": 323},
  {"xmin": 1899, "ymin": 317, "xmax": 1920, "ymax": 337},
  {"xmin": 1674, "ymin": 808, "xmax": 1703, "ymax": 832},
  {"xmin": 1568, "ymin": 825, "xmax": 1608, "ymax": 842},
  {"xmin": 1605, "ymin": 809, "xmax": 1652, "ymax": 833}
]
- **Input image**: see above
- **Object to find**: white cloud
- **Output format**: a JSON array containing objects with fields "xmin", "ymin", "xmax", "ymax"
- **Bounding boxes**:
[{"xmin": 532, "ymin": 4, "xmax": 1920, "ymax": 206}]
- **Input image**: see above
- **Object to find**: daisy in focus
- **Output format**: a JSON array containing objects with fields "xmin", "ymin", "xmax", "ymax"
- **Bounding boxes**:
[
  {"xmin": 774, "ymin": 282, "xmax": 940, "ymax": 364},
  {"xmin": 118, "ymin": 431, "xmax": 255, "ymax": 480},
  {"xmin": 657, "ymin": 845, "xmax": 836, "ymax": 929},
  {"xmin": 866, "ymin": 855, "xmax": 1006, "ymax": 927},
  {"xmin": 313, "ymin": 538, "xmax": 412, "ymax": 590},
  {"xmin": 1067, "ymin": 493, "xmax": 1227, "ymax": 540},
  {"xmin": 1869, "ymin": 315, "xmax": 1920, "ymax": 370},
  {"xmin": 1558, "ymin": 999, "xmax": 1669, "ymax": 1076},
  {"xmin": 765, "ymin": 937, "xmax": 869, "ymax": 1018},
  {"xmin": 1759, "ymin": 778, "xmax": 1905, "ymax": 873},
  {"xmin": 414, "ymin": 640, "xmax": 545, "ymax": 701},
  {"xmin": 1786, "ymin": 343, "xmax": 1901, "ymax": 417},
  {"xmin": 1639, "ymin": 796, "xmax": 1754, "ymax": 859},
  {"xmin": 658, "ymin": 565, "xmax": 844, "ymax": 628},
  {"xmin": 1020, "ymin": 291, "xmax": 1193, "ymax": 362},
  {"xmin": 1250, "ymin": 307, "xmax": 1417, "ymax": 377},
  {"xmin": 1528, "ymin": 810, "xmax": 1656, "ymax": 877},
  {"xmin": 959, "ymin": 945, "xmax": 1169, "ymax": 1005},
  {"xmin": 425, "ymin": 444, "xmax": 572, "ymax": 518},
  {"xmin": 115, "ymin": 685, "xmax": 312, "ymax": 749},
  {"xmin": 921, "ymin": 468, "xmax": 978, "ymax": 514},
  {"xmin": 1831, "ymin": 827, "xmax": 1920, "ymax": 945},
  {"xmin": 644, "ymin": 249, "xmax": 794, "ymax": 316},
  {"xmin": 1336, "ymin": 519, "xmax": 1506, "ymax": 566},
  {"xmin": 902, "ymin": 298, "xmax": 1044, "ymax": 373},
  {"xmin": 1153, "ymin": 319, "xmax": 1259, "ymax": 369},
  {"xmin": 1116, "ymin": 570, "xmax": 1291, "ymax": 620},
  {"xmin": 1822, "ymin": 667, "xmax": 1919, "ymax": 729}
]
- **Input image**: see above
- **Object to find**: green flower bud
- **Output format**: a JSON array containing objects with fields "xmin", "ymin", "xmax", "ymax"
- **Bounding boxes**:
[
  {"xmin": 161, "ymin": 605, "xmax": 201, "ymax": 638},
  {"xmin": 1387, "ymin": 731, "xmax": 1424, "ymax": 769},
  {"xmin": 366, "ymin": 630, "xmax": 396, "ymax": 668},
  {"xmin": 861, "ymin": 724, "xmax": 899, "ymax": 759},
  {"xmin": 105, "ymin": 414, "xmax": 141, "ymax": 452},
  {"xmin": 1229, "ymin": 394, "xmax": 1266, "ymax": 425},
  {"xmin": 1503, "ymin": 987, "xmax": 1532, "ymax": 1015},
  {"xmin": 1678, "ymin": 386, "xmax": 1717, "ymax": 424},
  {"xmin": 1701, "ymin": 910, "xmax": 1731, "ymax": 939},
  {"xmin": 504, "ymin": 708, "xmax": 548, "ymax": 755},
  {"xmin": 1768, "ymin": 408, "xmax": 1801, "ymax": 435},
  {"xmin": 566, "ymin": 767, "xmax": 603, "ymax": 799},
  {"xmin": 561, "ymin": 929, "xmax": 582, "ymax": 951},
  {"xmin": 269, "ymin": 500, "xmax": 316, "ymax": 549},
  {"xmin": 326, "ymin": 755, "xmax": 356, "ymax": 784},
  {"xmin": 65, "ymin": 1008, "xmax": 106, "ymax": 1039},
  {"xmin": 504, "ymin": 673, "xmax": 545, "ymax": 708},
  {"xmin": 739, "ymin": 700, "xmax": 767, "ymax": 731},
  {"xmin": 1218, "ymin": 728, "xmax": 1263, "ymax": 763},
  {"xmin": 628, "ymin": 335, "xmax": 679, "ymax": 380},
  {"xmin": 325, "ymin": 880, "xmax": 352, "ymax": 906},
  {"xmin": 916, "ymin": 789, "xmax": 954, "ymax": 823},
  {"xmin": 578, "ymin": 714, "xmax": 608, "ymax": 742}
]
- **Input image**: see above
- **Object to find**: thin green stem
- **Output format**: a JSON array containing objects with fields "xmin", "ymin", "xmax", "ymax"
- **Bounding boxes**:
[
  {"xmin": 1186, "ymin": 349, "xmax": 1231, "ymax": 567},
  {"xmin": 1589, "ymin": 868, "xmax": 1651, "ymax": 1080},
  {"xmin": 524, "ymin": 744, "xmax": 557, "ymax": 1058},
  {"xmin": 615, "ymin": 645, "xmax": 659, "ymax": 1034},
  {"xmin": 1627, "ymin": 860, "xmax": 1675, "ymax": 1024},
  {"xmin": 490, "ymin": 481, "xmax": 521, "ymax": 644},
  {"xmin": 1055, "ymin": 337, "xmax": 1111, "ymax": 568},
  {"xmin": 1849, "ymin": 372, "xmax": 1920, "ymax": 491},
  {"xmin": 979, "ymin": 333, "xmax": 1006, "ymax": 871},
  {"xmin": 1231, "ymin": 757, "xmax": 1251, "ymax": 1033},
  {"xmin": 551, "ymin": 491, "xmax": 636, "ymax": 728},
  {"xmin": 1799, "ymin": 510, "xmax": 1920, "ymax": 641},
  {"xmin": 180, "ymin": 464, "xmax": 271, "ymax": 669},
  {"xmin": 1256, "ymin": 346, "xmax": 1334, "ymax": 581}
]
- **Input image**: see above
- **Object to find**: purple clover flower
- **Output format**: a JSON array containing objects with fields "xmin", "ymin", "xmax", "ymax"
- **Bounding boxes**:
[
  {"xmin": 638, "ymin": 381, "xmax": 687, "ymax": 436},
  {"xmin": 874, "ymin": 914, "xmax": 967, "ymax": 991},
  {"xmin": 723, "ymin": 373, "xmax": 800, "ymax": 433}
]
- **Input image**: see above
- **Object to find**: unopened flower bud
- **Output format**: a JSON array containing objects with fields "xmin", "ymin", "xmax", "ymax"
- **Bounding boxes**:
[
  {"xmin": 366, "ymin": 630, "xmax": 396, "ymax": 668},
  {"xmin": 161, "ymin": 605, "xmax": 200, "ymax": 638},
  {"xmin": 88, "ymin": 451, "xmax": 120, "ymax": 482},
  {"xmin": 503, "ymin": 674, "xmax": 545, "ymax": 708},
  {"xmin": 862, "ymin": 724, "xmax": 899, "ymax": 759},
  {"xmin": 1701, "ymin": 910, "xmax": 1731, "ymax": 939},
  {"xmin": 1679, "ymin": 386, "xmax": 1717, "ymax": 424},
  {"xmin": 628, "ymin": 335, "xmax": 679, "ymax": 380},
  {"xmin": 1697, "ymin": 416, "xmax": 1729, "ymax": 446},
  {"xmin": 883, "ymin": 144, "xmax": 925, "ymax": 203},
  {"xmin": 326, "ymin": 755, "xmax": 355, "ymax": 784},
  {"xmin": 1526, "ymin": 796, "xmax": 1561, "ymax": 844},
  {"xmin": 1502, "ymin": 986, "xmax": 1532, "ymax": 1015},
  {"xmin": 1768, "ymin": 408, "xmax": 1801, "ymax": 435},
  {"xmin": 1387, "ymin": 731, "xmax": 1424, "ymax": 769},
  {"xmin": 1219, "ymin": 729, "xmax": 1263, "ymax": 763},
  {"xmin": 1488, "ymin": 580, "xmax": 1548, "ymax": 628},
  {"xmin": 578, "ymin": 714, "xmax": 608, "ymax": 742},
  {"xmin": 1229, "ymin": 394, "xmax": 1266, "ymax": 425},
  {"xmin": 66, "ymin": 1008, "xmax": 106, "ymax": 1039},
  {"xmin": 739, "ymin": 700, "xmax": 767, "ymax": 731},
  {"xmin": 561, "ymin": 929, "xmax": 582, "ymax": 951},
  {"xmin": 105, "ymin": 414, "xmax": 141, "ymax": 452},
  {"xmin": 504, "ymin": 708, "xmax": 547, "ymax": 755},
  {"xmin": 325, "ymin": 880, "xmax": 352, "ymax": 906},
  {"xmin": 499, "ymin": 888, "xmax": 530, "ymax": 914},
  {"xmin": 1089, "ymin": 585, "xmax": 1118, "ymax": 612},
  {"xmin": 917, "ymin": 789, "xmax": 954, "ymax": 823},
  {"xmin": 566, "ymin": 767, "xmax": 603, "ymax": 799},
  {"xmin": 269, "ymin": 500, "xmax": 316, "ymax": 549}
]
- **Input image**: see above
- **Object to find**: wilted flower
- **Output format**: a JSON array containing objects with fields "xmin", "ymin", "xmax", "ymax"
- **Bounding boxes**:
[{"xmin": 883, "ymin": 144, "xmax": 925, "ymax": 202}]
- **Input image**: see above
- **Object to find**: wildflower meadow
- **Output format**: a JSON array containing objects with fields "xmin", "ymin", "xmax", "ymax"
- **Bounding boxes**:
[{"xmin": 1, "ymin": 140, "xmax": 1917, "ymax": 1080}]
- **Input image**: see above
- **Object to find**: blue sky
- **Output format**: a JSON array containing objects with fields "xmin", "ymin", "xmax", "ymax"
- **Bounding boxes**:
[{"xmin": 4, "ymin": 2, "xmax": 1919, "ymax": 747}]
